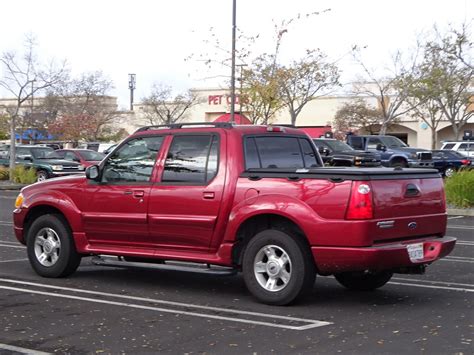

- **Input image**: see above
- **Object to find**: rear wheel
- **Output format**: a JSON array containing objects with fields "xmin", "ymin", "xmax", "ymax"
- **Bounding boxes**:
[
  {"xmin": 444, "ymin": 166, "xmax": 455, "ymax": 178},
  {"xmin": 242, "ymin": 229, "xmax": 315, "ymax": 305},
  {"xmin": 334, "ymin": 271, "xmax": 393, "ymax": 291},
  {"xmin": 26, "ymin": 214, "xmax": 81, "ymax": 278}
]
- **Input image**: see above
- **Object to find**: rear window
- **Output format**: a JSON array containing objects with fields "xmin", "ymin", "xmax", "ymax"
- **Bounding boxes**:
[{"xmin": 244, "ymin": 136, "xmax": 319, "ymax": 169}]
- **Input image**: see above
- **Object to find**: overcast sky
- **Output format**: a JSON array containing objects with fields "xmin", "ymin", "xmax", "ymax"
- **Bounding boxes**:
[{"xmin": 0, "ymin": 0, "xmax": 472, "ymax": 109}]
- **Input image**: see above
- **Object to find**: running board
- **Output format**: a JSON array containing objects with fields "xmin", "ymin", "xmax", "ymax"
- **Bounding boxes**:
[{"xmin": 91, "ymin": 256, "xmax": 237, "ymax": 276}]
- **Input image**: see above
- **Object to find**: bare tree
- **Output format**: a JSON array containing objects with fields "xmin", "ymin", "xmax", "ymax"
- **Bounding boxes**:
[
  {"xmin": 421, "ymin": 25, "xmax": 473, "ymax": 139},
  {"xmin": 44, "ymin": 71, "xmax": 119, "ymax": 141},
  {"xmin": 352, "ymin": 48, "xmax": 419, "ymax": 135},
  {"xmin": 141, "ymin": 83, "xmax": 201, "ymax": 125},
  {"xmin": 333, "ymin": 98, "xmax": 381, "ymax": 139},
  {"xmin": 0, "ymin": 34, "xmax": 67, "ymax": 177},
  {"xmin": 279, "ymin": 49, "xmax": 340, "ymax": 125}
]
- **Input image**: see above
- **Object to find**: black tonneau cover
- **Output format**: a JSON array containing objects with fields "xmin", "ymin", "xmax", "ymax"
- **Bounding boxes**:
[{"xmin": 241, "ymin": 167, "xmax": 441, "ymax": 181}]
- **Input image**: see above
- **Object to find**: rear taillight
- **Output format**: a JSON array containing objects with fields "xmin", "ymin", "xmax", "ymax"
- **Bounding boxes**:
[
  {"xmin": 345, "ymin": 181, "xmax": 374, "ymax": 220},
  {"xmin": 461, "ymin": 159, "xmax": 471, "ymax": 165}
]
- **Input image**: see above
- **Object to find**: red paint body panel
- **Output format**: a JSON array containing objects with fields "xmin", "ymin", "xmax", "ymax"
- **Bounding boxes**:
[{"xmin": 13, "ymin": 125, "xmax": 454, "ymax": 276}]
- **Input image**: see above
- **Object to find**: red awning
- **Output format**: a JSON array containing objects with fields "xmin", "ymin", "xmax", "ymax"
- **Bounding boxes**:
[
  {"xmin": 213, "ymin": 113, "xmax": 252, "ymax": 125},
  {"xmin": 297, "ymin": 126, "xmax": 332, "ymax": 138}
]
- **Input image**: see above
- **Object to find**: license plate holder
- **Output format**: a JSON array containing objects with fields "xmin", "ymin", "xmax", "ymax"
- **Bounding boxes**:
[{"xmin": 407, "ymin": 243, "xmax": 424, "ymax": 262}]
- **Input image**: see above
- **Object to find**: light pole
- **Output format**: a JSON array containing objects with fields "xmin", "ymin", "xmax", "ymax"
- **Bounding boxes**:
[
  {"xmin": 236, "ymin": 64, "xmax": 247, "ymax": 117},
  {"xmin": 229, "ymin": 0, "xmax": 237, "ymax": 123},
  {"xmin": 128, "ymin": 74, "xmax": 136, "ymax": 111}
]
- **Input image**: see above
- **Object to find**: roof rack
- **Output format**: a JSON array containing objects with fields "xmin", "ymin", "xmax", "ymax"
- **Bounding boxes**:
[{"xmin": 135, "ymin": 122, "xmax": 234, "ymax": 133}]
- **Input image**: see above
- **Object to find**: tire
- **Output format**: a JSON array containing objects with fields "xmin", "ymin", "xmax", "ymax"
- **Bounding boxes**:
[
  {"xmin": 390, "ymin": 159, "xmax": 407, "ymax": 168},
  {"xmin": 26, "ymin": 214, "xmax": 81, "ymax": 278},
  {"xmin": 444, "ymin": 166, "xmax": 455, "ymax": 178},
  {"xmin": 242, "ymin": 229, "xmax": 316, "ymax": 305},
  {"xmin": 36, "ymin": 170, "xmax": 49, "ymax": 182},
  {"xmin": 334, "ymin": 271, "xmax": 393, "ymax": 291}
]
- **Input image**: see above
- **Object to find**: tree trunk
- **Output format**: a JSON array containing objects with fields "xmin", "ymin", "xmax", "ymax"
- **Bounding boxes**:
[
  {"xmin": 452, "ymin": 124, "xmax": 460, "ymax": 141},
  {"xmin": 431, "ymin": 128, "xmax": 437, "ymax": 150},
  {"xmin": 379, "ymin": 122, "xmax": 388, "ymax": 135}
]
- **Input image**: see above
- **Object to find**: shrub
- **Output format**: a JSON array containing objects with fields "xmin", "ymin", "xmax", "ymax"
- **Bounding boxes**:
[
  {"xmin": 0, "ymin": 167, "xmax": 9, "ymax": 181},
  {"xmin": 445, "ymin": 169, "xmax": 474, "ymax": 208},
  {"xmin": 11, "ymin": 165, "xmax": 37, "ymax": 184}
]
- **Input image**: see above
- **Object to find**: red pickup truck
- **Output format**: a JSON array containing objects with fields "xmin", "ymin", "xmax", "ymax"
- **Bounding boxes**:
[{"xmin": 13, "ymin": 123, "xmax": 456, "ymax": 305}]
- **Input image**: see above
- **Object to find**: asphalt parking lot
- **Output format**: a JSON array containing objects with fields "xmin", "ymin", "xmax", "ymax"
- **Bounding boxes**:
[{"xmin": 0, "ymin": 190, "xmax": 472, "ymax": 354}]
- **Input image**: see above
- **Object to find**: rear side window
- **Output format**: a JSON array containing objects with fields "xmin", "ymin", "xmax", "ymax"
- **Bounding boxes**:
[
  {"xmin": 244, "ymin": 136, "xmax": 318, "ymax": 169},
  {"xmin": 349, "ymin": 136, "xmax": 364, "ymax": 150},
  {"xmin": 442, "ymin": 143, "xmax": 455, "ymax": 150},
  {"xmin": 162, "ymin": 135, "xmax": 219, "ymax": 184}
]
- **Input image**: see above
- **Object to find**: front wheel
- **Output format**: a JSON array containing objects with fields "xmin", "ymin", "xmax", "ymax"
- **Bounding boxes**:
[
  {"xmin": 36, "ymin": 170, "xmax": 49, "ymax": 182},
  {"xmin": 334, "ymin": 271, "xmax": 393, "ymax": 291},
  {"xmin": 26, "ymin": 214, "xmax": 81, "ymax": 278},
  {"xmin": 242, "ymin": 229, "xmax": 316, "ymax": 305}
]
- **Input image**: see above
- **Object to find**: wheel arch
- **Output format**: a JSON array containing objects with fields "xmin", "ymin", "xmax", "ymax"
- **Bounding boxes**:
[
  {"xmin": 23, "ymin": 205, "xmax": 73, "ymax": 242},
  {"xmin": 231, "ymin": 213, "xmax": 311, "ymax": 266}
]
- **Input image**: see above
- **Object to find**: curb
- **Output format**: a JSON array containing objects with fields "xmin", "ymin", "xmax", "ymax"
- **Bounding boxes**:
[
  {"xmin": 447, "ymin": 208, "xmax": 474, "ymax": 217},
  {"xmin": 0, "ymin": 184, "xmax": 26, "ymax": 190}
]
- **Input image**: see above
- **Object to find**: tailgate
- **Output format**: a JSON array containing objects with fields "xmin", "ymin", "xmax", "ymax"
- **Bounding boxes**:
[
  {"xmin": 372, "ymin": 178, "xmax": 445, "ymax": 219},
  {"xmin": 370, "ymin": 176, "xmax": 446, "ymax": 242}
]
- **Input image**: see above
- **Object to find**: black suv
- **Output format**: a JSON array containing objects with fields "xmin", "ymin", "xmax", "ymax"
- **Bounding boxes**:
[
  {"xmin": 313, "ymin": 138, "xmax": 381, "ymax": 167},
  {"xmin": 0, "ymin": 145, "xmax": 84, "ymax": 182}
]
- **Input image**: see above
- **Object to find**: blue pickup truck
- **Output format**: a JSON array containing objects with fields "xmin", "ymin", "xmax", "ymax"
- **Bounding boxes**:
[{"xmin": 346, "ymin": 135, "xmax": 433, "ymax": 168}]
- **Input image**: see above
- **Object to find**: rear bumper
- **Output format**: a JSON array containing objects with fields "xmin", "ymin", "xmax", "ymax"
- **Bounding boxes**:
[{"xmin": 312, "ymin": 236, "xmax": 456, "ymax": 274}]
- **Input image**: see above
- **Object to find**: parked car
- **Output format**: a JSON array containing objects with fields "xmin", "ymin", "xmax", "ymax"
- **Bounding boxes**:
[
  {"xmin": 0, "ymin": 145, "xmax": 85, "ymax": 182},
  {"xmin": 432, "ymin": 150, "xmax": 472, "ymax": 177},
  {"xmin": 346, "ymin": 135, "xmax": 434, "ymax": 168},
  {"xmin": 313, "ymin": 138, "xmax": 381, "ymax": 167},
  {"xmin": 13, "ymin": 123, "xmax": 455, "ymax": 305},
  {"xmin": 440, "ymin": 141, "xmax": 474, "ymax": 159},
  {"xmin": 54, "ymin": 149, "xmax": 106, "ymax": 167}
]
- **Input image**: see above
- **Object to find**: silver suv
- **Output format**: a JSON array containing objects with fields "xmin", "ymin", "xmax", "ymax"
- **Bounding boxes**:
[{"xmin": 440, "ymin": 141, "xmax": 474, "ymax": 159}]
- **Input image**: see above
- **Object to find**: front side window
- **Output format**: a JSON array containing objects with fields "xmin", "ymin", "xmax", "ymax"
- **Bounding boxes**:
[
  {"xmin": 458, "ymin": 143, "xmax": 468, "ymax": 151},
  {"xmin": 102, "ymin": 136, "xmax": 163, "ymax": 183},
  {"xmin": 162, "ymin": 135, "xmax": 219, "ymax": 184},
  {"xmin": 367, "ymin": 137, "xmax": 383, "ymax": 149}
]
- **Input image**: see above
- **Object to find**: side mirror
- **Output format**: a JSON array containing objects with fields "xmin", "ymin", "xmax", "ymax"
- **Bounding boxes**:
[
  {"xmin": 376, "ymin": 143, "xmax": 386, "ymax": 151},
  {"xmin": 85, "ymin": 165, "xmax": 100, "ymax": 180}
]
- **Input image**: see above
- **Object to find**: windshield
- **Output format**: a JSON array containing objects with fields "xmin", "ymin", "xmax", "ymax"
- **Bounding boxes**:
[
  {"xmin": 323, "ymin": 140, "xmax": 354, "ymax": 151},
  {"xmin": 33, "ymin": 148, "xmax": 60, "ymax": 159},
  {"xmin": 79, "ymin": 150, "xmax": 106, "ymax": 161},
  {"xmin": 380, "ymin": 136, "xmax": 408, "ymax": 148}
]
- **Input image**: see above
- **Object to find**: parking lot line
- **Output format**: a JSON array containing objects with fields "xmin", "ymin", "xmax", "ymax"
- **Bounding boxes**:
[
  {"xmin": 0, "ymin": 243, "xmax": 24, "ymax": 249},
  {"xmin": 447, "ymin": 225, "xmax": 474, "ymax": 230},
  {"xmin": 457, "ymin": 240, "xmax": 474, "ymax": 246},
  {"xmin": 0, "ymin": 221, "xmax": 13, "ymax": 225},
  {"xmin": 447, "ymin": 216, "xmax": 464, "ymax": 220},
  {"xmin": 392, "ymin": 277, "xmax": 474, "ymax": 288},
  {"xmin": 0, "ymin": 278, "xmax": 332, "ymax": 331},
  {"xmin": 443, "ymin": 256, "xmax": 474, "ymax": 263},
  {"xmin": 0, "ymin": 258, "xmax": 28, "ymax": 263},
  {"xmin": 0, "ymin": 343, "xmax": 50, "ymax": 355},
  {"xmin": 388, "ymin": 281, "xmax": 474, "ymax": 293}
]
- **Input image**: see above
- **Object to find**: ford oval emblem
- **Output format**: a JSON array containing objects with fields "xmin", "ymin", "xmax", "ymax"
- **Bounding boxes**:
[{"xmin": 408, "ymin": 222, "xmax": 417, "ymax": 230}]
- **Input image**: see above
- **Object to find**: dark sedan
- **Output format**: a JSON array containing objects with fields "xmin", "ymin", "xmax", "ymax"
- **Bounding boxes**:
[{"xmin": 432, "ymin": 150, "xmax": 472, "ymax": 177}]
